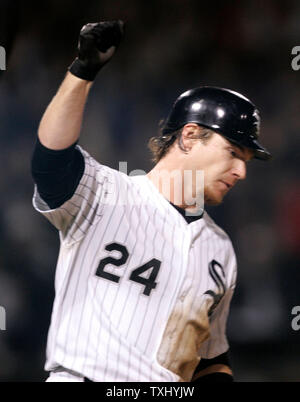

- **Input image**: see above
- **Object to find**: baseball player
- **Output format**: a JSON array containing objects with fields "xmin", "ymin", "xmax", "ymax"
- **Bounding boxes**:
[{"xmin": 31, "ymin": 21, "xmax": 271, "ymax": 382}]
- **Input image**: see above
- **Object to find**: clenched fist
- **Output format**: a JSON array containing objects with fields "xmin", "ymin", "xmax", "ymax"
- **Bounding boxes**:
[{"xmin": 69, "ymin": 20, "xmax": 125, "ymax": 81}]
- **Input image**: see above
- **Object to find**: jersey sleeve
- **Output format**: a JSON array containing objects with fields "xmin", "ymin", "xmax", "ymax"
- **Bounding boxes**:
[
  {"xmin": 198, "ymin": 245, "xmax": 237, "ymax": 359},
  {"xmin": 32, "ymin": 146, "xmax": 115, "ymax": 244}
]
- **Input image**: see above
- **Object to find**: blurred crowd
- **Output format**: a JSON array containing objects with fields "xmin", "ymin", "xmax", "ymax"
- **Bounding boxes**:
[{"xmin": 0, "ymin": 0, "xmax": 299, "ymax": 381}]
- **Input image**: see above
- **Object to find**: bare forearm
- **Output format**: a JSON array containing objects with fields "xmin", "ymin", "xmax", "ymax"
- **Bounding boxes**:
[
  {"xmin": 38, "ymin": 72, "xmax": 92, "ymax": 150},
  {"xmin": 38, "ymin": 21, "xmax": 124, "ymax": 150}
]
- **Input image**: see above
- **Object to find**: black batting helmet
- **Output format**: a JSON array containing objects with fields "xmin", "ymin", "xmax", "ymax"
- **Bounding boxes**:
[{"xmin": 162, "ymin": 86, "xmax": 271, "ymax": 160}]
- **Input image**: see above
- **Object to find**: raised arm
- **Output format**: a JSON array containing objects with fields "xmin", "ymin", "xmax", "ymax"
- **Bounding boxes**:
[
  {"xmin": 32, "ymin": 21, "xmax": 124, "ymax": 214},
  {"xmin": 38, "ymin": 21, "xmax": 124, "ymax": 150},
  {"xmin": 38, "ymin": 73, "xmax": 92, "ymax": 149}
]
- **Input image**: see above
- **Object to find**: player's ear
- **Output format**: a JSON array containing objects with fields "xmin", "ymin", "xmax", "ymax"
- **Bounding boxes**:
[{"xmin": 180, "ymin": 123, "xmax": 200, "ymax": 151}]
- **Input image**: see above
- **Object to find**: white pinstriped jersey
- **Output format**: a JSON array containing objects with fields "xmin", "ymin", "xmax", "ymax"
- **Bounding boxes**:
[{"xmin": 33, "ymin": 146, "xmax": 237, "ymax": 382}]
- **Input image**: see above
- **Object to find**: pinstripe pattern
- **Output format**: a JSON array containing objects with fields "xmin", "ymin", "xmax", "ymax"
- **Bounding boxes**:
[{"xmin": 33, "ymin": 147, "xmax": 237, "ymax": 382}]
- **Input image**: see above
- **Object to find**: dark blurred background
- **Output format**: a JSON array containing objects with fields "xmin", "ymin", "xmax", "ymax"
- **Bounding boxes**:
[{"xmin": 0, "ymin": 0, "xmax": 299, "ymax": 382}]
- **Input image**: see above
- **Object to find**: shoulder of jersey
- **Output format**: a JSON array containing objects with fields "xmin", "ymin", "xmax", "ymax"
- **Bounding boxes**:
[{"xmin": 76, "ymin": 146, "xmax": 133, "ymax": 179}]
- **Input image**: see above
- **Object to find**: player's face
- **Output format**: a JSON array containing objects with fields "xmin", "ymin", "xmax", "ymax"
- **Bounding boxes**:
[{"xmin": 187, "ymin": 132, "xmax": 254, "ymax": 205}]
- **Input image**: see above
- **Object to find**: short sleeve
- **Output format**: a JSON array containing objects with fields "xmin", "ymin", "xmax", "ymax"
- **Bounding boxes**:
[
  {"xmin": 32, "ymin": 146, "xmax": 115, "ymax": 244},
  {"xmin": 198, "ymin": 247, "xmax": 237, "ymax": 359}
]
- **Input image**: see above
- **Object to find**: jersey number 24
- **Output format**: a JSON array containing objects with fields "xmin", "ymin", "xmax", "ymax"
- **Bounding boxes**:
[{"xmin": 95, "ymin": 242, "xmax": 161, "ymax": 296}]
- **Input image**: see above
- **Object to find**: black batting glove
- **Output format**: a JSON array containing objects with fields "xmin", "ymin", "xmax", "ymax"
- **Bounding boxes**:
[{"xmin": 68, "ymin": 20, "xmax": 124, "ymax": 81}]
